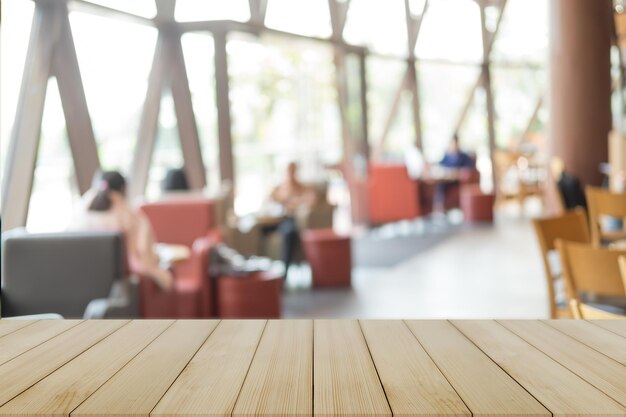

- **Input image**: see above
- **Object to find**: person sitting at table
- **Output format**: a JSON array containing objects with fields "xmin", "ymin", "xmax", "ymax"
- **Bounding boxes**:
[
  {"xmin": 264, "ymin": 162, "xmax": 317, "ymax": 277},
  {"xmin": 435, "ymin": 135, "xmax": 476, "ymax": 213},
  {"xmin": 68, "ymin": 170, "xmax": 173, "ymax": 290}
]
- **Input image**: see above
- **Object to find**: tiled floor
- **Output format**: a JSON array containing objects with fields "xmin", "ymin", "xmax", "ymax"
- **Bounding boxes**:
[{"xmin": 283, "ymin": 217, "xmax": 548, "ymax": 319}]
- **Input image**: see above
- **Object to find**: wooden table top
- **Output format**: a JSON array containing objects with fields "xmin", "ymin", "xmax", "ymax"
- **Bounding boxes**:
[{"xmin": 0, "ymin": 319, "xmax": 625, "ymax": 416}]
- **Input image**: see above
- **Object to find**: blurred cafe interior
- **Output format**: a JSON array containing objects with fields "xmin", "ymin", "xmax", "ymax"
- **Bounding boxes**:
[{"xmin": 1, "ymin": 0, "xmax": 626, "ymax": 320}]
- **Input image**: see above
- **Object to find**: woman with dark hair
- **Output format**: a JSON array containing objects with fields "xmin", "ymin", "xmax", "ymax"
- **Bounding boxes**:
[{"xmin": 69, "ymin": 171, "xmax": 173, "ymax": 290}]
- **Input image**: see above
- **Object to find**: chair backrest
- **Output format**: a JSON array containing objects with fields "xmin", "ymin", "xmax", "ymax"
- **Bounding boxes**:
[
  {"xmin": 367, "ymin": 163, "xmax": 419, "ymax": 224},
  {"xmin": 140, "ymin": 198, "xmax": 215, "ymax": 247},
  {"xmin": 586, "ymin": 186, "xmax": 626, "ymax": 245},
  {"xmin": 570, "ymin": 299, "xmax": 625, "ymax": 319},
  {"xmin": 556, "ymin": 240, "xmax": 626, "ymax": 301},
  {"xmin": 532, "ymin": 209, "xmax": 590, "ymax": 318},
  {"xmin": 1, "ymin": 231, "xmax": 125, "ymax": 318}
]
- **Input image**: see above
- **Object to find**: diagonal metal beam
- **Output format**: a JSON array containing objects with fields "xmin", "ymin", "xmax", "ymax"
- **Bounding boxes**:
[
  {"xmin": 169, "ymin": 33, "xmax": 207, "ymax": 190},
  {"xmin": 129, "ymin": 34, "xmax": 170, "ymax": 198},
  {"xmin": 213, "ymin": 30, "xmax": 235, "ymax": 186},
  {"xmin": 249, "ymin": 0, "xmax": 269, "ymax": 25},
  {"xmin": 53, "ymin": 5, "xmax": 101, "ymax": 195},
  {"xmin": 1, "ymin": 2, "xmax": 61, "ymax": 230}
]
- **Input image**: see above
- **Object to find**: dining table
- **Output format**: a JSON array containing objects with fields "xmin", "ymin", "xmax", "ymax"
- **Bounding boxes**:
[{"xmin": 0, "ymin": 319, "xmax": 624, "ymax": 416}]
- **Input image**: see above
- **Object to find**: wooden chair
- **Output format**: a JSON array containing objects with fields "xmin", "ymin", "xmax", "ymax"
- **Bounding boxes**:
[
  {"xmin": 570, "ymin": 299, "xmax": 625, "ymax": 319},
  {"xmin": 556, "ymin": 240, "xmax": 626, "ymax": 313},
  {"xmin": 532, "ymin": 209, "xmax": 590, "ymax": 318},
  {"xmin": 585, "ymin": 186, "xmax": 626, "ymax": 246}
]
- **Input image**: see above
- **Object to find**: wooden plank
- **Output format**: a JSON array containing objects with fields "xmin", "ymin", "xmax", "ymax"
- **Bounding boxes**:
[
  {"xmin": 360, "ymin": 320, "xmax": 470, "ymax": 416},
  {"xmin": 545, "ymin": 319, "xmax": 626, "ymax": 365},
  {"xmin": 405, "ymin": 320, "xmax": 549, "ymax": 417},
  {"xmin": 453, "ymin": 320, "xmax": 626, "ymax": 416},
  {"xmin": 0, "ymin": 320, "xmax": 172, "ymax": 416},
  {"xmin": 0, "ymin": 320, "xmax": 126, "ymax": 407},
  {"xmin": 73, "ymin": 320, "xmax": 218, "ymax": 417},
  {"xmin": 501, "ymin": 320, "xmax": 626, "ymax": 408},
  {"xmin": 591, "ymin": 319, "xmax": 626, "ymax": 338},
  {"xmin": 0, "ymin": 319, "xmax": 80, "ymax": 365},
  {"xmin": 0, "ymin": 320, "xmax": 37, "ymax": 338},
  {"xmin": 152, "ymin": 320, "xmax": 266, "ymax": 417},
  {"xmin": 233, "ymin": 320, "xmax": 312, "ymax": 417},
  {"xmin": 313, "ymin": 320, "xmax": 391, "ymax": 417}
]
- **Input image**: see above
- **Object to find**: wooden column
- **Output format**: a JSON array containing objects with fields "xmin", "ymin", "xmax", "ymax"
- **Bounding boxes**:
[{"xmin": 550, "ymin": 0, "xmax": 613, "ymax": 186}]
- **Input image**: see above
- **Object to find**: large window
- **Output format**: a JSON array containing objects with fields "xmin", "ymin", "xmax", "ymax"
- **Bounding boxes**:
[
  {"xmin": 70, "ymin": 11, "xmax": 158, "ymax": 175},
  {"xmin": 27, "ymin": 78, "xmax": 81, "ymax": 233},
  {"xmin": 0, "ymin": 0, "xmax": 35, "ymax": 208},
  {"xmin": 419, "ymin": 63, "xmax": 482, "ymax": 161},
  {"xmin": 265, "ymin": 0, "xmax": 332, "ymax": 38},
  {"xmin": 228, "ymin": 33, "xmax": 341, "ymax": 215}
]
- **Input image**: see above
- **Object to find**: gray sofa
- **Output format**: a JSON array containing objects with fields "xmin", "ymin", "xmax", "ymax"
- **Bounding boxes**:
[{"xmin": 1, "ymin": 230, "xmax": 139, "ymax": 319}]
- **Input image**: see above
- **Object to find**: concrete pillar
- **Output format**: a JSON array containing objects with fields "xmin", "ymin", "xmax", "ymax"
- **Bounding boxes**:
[{"xmin": 550, "ymin": 0, "xmax": 613, "ymax": 187}]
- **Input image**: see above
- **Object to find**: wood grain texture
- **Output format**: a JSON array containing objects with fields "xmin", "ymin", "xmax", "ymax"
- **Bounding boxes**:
[
  {"xmin": 233, "ymin": 320, "xmax": 312, "ymax": 417},
  {"xmin": 405, "ymin": 320, "xmax": 549, "ymax": 417},
  {"xmin": 0, "ymin": 320, "xmax": 126, "ymax": 407},
  {"xmin": 545, "ymin": 319, "xmax": 626, "ymax": 365},
  {"xmin": 0, "ymin": 320, "xmax": 172, "ymax": 416},
  {"xmin": 72, "ymin": 320, "xmax": 218, "ymax": 417},
  {"xmin": 453, "ymin": 320, "xmax": 626, "ymax": 416},
  {"xmin": 0, "ymin": 319, "xmax": 37, "ymax": 338},
  {"xmin": 152, "ymin": 320, "xmax": 266, "ymax": 417},
  {"xmin": 0, "ymin": 319, "xmax": 80, "ymax": 365},
  {"xmin": 360, "ymin": 320, "xmax": 470, "ymax": 417},
  {"xmin": 501, "ymin": 320, "xmax": 626, "ymax": 408},
  {"xmin": 591, "ymin": 319, "xmax": 626, "ymax": 338},
  {"xmin": 313, "ymin": 320, "xmax": 391, "ymax": 417}
]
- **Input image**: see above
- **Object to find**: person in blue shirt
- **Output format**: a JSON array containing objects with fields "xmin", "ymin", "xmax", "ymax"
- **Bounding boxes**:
[
  {"xmin": 440, "ymin": 135, "xmax": 475, "ymax": 170},
  {"xmin": 434, "ymin": 135, "xmax": 476, "ymax": 214}
]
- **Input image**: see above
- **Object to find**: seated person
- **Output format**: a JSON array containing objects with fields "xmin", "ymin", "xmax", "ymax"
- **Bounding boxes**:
[
  {"xmin": 263, "ymin": 162, "xmax": 317, "ymax": 277},
  {"xmin": 162, "ymin": 167, "xmax": 189, "ymax": 192},
  {"xmin": 440, "ymin": 135, "xmax": 475, "ymax": 171},
  {"xmin": 435, "ymin": 135, "xmax": 476, "ymax": 212},
  {"xmin": 68, "ymin": 171, "xmax": 173, "ymax": 290}
]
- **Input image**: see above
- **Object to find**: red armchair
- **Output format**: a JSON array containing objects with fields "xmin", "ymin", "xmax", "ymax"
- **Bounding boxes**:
[
  {"xmin": 139, "ymin": 199, "xmax": 216, "ymax": 247},
  {"xmin": 367, "ymin": 163, "xmax": 423, "ymax": 224},
  {"xmin": 138, "ymin": 199, "xmax": 219, "ymax": 318}
]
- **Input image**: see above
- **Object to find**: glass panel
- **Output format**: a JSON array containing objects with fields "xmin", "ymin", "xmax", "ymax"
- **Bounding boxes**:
[
  {"xmin": 175, "ymin": 0, "xmax": 250, "ymax": 22},
  {"xmin": 70, "ymin": 11, "xmax": 158, "ymax": 174},
  {"xmin": 181, "ymin": 32, "xmax": 219, "ymax": 194},
  {"xmin": 384, "ymin": 91, "xmax": 415, "ymax": 157},
  {"xmin": 419, "ymin": 63, "xmax": 482, "ymax": 161},
  {"xmin": 228, "ymin": 33, "xmax": 341, "ymax": 215},
  {"xmin": 491, "ymin": 0, "xmax": 549, "ymax": 65},
  {"xmin": 344, "ymin": 0, "xmax": 408, "ymax": 57},
  {"xmin": 265, "ymin": 0, "xmax": 332, "ymax": 38},
  {"xmin": 416, "ymin": 0, "xmax": 483, "ymax": 64},
  {"xmin": 1, "ymin": 0, "xmax": 35, "ymax": 207},
  {"xmin": 366, "ymin": 57, "xmax": 408, "ymax": 153},
  {"xmin": 146, "ymin": 93, "xmax": 185, "ymax": 200},
  {"xmin": 81, "ymin": 0, "xmax": 157, "ymax": 18},
  {"xmin": 492, "ymin": 67, "xmax": 546, "ymax": 148},
  {"xmin": 27, "ymin": 78, "xmax": 81, "ymax": 233}
]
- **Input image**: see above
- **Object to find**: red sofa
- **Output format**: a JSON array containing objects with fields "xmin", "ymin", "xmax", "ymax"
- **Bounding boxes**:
[
  {"xmin": 367, "ymin": 163, "xmax": 424, "ymax": 224},
  {"xmin": 138, "ymin": 198, "xmax": 218, "ymax": 318}
]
